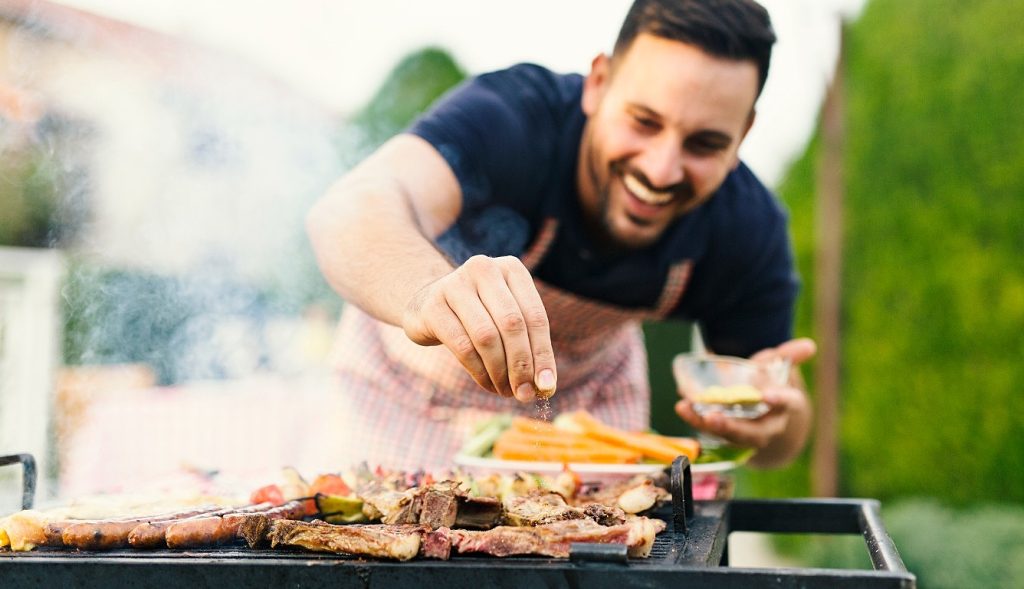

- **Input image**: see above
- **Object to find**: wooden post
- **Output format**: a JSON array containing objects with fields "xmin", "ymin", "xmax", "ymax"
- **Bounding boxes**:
[{"xmin": 812, "ymin": 22, "xmax": 846, "ymax": 498}]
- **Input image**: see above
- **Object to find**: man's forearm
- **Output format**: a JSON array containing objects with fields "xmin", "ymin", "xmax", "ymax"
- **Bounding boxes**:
[{"xmin": 306, "ymin": 177, "xmax": 453, "ymax": 327}]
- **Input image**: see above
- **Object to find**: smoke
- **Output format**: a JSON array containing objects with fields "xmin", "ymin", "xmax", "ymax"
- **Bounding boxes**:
[{"xmin": 0, "ymin": 4, "xmax": 367, "ymax": 387}]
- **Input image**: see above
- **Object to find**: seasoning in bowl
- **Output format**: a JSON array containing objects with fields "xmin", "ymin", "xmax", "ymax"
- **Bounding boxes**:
[{"xmin": 673, "ymin": 353, "xmax": 789, "ymax": 420}]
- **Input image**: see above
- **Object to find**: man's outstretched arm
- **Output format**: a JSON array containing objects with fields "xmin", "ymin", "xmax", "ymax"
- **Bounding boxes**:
[{"xmin": 306, "ymin": 134, "xmax": 557, "ymax": 401}]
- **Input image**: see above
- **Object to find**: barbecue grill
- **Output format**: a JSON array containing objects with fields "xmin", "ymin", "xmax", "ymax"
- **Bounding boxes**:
[{"xmin": 1, "ymin": 453, "xmax": 915, "ymax": 588}]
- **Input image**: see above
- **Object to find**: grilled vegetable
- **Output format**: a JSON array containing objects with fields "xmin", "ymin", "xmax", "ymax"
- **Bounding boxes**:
[
  {"xmin": 250, "ymin": 484, "xmax": 285, "ymax": 506},
  {"xmin": 315, "ymin": 494, "xmax": 367, "ymax": 524},
  {"xmin": 459, "ymin": 413, "xmax": 513, "ymax": 457}
]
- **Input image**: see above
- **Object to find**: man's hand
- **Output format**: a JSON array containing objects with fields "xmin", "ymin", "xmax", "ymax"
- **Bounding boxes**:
[
  {"xmin": 402, "ymin": 255, "xmax": 557, "ymax": 402},
  {"xmin": 674, "ymin": 338, "xmax": 816, "ymax": 468}
]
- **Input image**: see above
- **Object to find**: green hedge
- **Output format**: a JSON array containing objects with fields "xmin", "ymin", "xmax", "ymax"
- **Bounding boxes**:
[{"xmin": 750, "ymin": 0, "xmax": 1024, "ymax": 503}]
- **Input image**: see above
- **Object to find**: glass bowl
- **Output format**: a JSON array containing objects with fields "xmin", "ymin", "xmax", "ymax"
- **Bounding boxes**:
[{"xmin": 672, "ymin": 353, "xmax": 790, "ymax": 419}]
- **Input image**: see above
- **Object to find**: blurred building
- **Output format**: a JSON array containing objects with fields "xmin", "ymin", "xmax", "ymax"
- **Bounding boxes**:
[
  {"xmin": 1, "ymin": 0, "xmax": 343, "ymax": 278},
  {"xmin": 0, "ymin": 0, "xmax": 347, "ymax": 499}
]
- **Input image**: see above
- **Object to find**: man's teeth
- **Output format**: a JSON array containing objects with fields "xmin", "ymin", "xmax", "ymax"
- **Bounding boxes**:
[{"xmin": 623, "ymin": 174, "xmax": 674, "ymax": 205}]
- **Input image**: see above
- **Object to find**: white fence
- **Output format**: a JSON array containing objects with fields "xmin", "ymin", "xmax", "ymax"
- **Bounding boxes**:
[{"xmin": 0, "ymin": 246, "xmax": 63, "ymax": 502}]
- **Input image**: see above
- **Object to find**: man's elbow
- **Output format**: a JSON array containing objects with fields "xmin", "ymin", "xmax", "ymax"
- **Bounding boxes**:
[{"xmin": 305, "ymin": 196, "xmax": 332, "ymax": 247}]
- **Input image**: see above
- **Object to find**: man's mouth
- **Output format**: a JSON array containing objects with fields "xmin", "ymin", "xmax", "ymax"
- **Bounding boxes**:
[{"xmin": 623, "ymin": 173, "xmax": 674, "ymax": 206}]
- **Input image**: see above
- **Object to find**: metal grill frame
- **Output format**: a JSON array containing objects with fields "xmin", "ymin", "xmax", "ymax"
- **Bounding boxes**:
[{"xmin": 1, "ymin": 454, "xmax": 916, "ymax": 588}]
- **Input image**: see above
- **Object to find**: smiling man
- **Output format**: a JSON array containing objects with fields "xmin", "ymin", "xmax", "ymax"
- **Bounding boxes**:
[{"xmin": 307, "ymin": 0, "xmax": 815, "ymax": 471}]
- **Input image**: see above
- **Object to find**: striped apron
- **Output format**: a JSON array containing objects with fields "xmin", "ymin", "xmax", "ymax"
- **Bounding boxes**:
[{"xmin": 324, "ymin": 218, "xmax": 693, "ymax": 471}]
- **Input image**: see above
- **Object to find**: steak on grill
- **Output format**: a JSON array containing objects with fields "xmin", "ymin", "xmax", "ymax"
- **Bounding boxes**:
[
  {"xmin": 267, "ymin": 519, "xmax": 427, "ymax": 561},
  {"xmin": 449, "ymin": 517, "xmax": 665, "ymax": 558}
]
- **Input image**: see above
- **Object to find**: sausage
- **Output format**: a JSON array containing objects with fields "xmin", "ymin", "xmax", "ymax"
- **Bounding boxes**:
[
  {"xmin": 164, "ymin": 503, "xmax": 277, "ymax": 549},
  {"xmin": 60, "ymin": 507, "xmax": 225, "ymax": 550},
  {"xmin": 62, "ymin": 520, "xmax": 149, "ymax": 550},
  {"xmin": 128, "ymin": 508, "xmax": 237, "ymax": 549},
  {"xmin": 164, "ymin": 516, "xmax": 234, "ymax": 549},
  {"xmin": 42, "ymin": 521, "xmax": 70, "ymax": 547}
]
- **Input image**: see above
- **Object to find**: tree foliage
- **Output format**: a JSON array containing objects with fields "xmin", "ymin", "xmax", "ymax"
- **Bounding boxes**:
[
  {"xmin": 351, "ymin": 47, "xmax": 467, "ymax": 149},
  {"xmin": 758, "ymin": 0, "xmax": 1024, "ymax": 504}
]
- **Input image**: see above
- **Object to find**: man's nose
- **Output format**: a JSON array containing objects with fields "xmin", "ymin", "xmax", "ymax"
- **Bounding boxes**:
[{"xmin": 634, "ymin": 136, "xmax": 685, "ymax": 189}]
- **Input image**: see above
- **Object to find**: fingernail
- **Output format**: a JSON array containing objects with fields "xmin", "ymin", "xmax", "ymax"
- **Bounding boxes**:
[
  {"xmin": 515, "ymin": 382, "xmax": 536, "ymax": 402},
  {"xmin": 537, "ymin": 369, "xmax": 556, "ymax": 392}
]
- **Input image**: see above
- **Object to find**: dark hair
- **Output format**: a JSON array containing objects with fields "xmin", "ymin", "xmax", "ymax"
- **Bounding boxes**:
[{"xmin": 613, "ymin": 0, "xmax": 776, "ymax": 96}]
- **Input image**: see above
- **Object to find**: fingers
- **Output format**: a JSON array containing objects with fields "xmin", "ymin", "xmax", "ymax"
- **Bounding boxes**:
[
  {"xmin": 404, "ymin": 255, "xmax": 556, "ymax": 402},
  {"xmin": 473, "ymin": 260, "xmax": 534, "ymax": 400},
  {"xmin": 750, "ymin": 337, "xmax": 817, "ymax": 365},
  {"xmin": 405, "ymin": 283, "xmax": 497, "ymax": 394},
  {"xmin": 500, "ymin": 259, "xmax": 557, "ymax": 398},
  {"xmin": 444, "ymin": 284, "xmax": 513, "ymax": 396},
  {"xmin": 675, "ymin": 389, "xmax": 796, "ymax": 450}
]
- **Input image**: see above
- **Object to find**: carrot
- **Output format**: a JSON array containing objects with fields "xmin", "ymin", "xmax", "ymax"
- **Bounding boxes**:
[
  {"xmin": 496, "ymin": 430, "xmax": 641, "ymax": 456},
  {"xmin": 509, "ymin": 416, "xmax": 562, "ymax": 434},
  {"xmin": 640, "ymin": 433, "xmax": 701, "ymax": 462},
  {"xmin": 494, "ymin": 428, "xmax": 642, "ymax": 461},
  {"xmin": 498, "ymin": 427, "xmax": 593, "ymax": 445},
  {"xmin": 568, "ymin": 411, "xmax": 684, "ymax": 464},
  {"xmin": 492, "ymin": 440, "xmax": 640, "ymax": 464}
]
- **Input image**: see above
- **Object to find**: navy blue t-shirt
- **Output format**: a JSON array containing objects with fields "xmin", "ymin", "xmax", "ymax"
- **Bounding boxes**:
[{"xmin": 408, "ymin": 63, "xmax": 798, "ymax": 358}]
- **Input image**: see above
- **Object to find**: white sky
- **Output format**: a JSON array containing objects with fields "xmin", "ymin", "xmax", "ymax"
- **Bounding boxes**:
[{"xmin": 54, "ymin": 0, "xmax": 866, "ymax": 187}]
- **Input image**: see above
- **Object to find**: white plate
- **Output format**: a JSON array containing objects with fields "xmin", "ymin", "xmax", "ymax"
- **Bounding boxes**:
[{"xmin": 453, "ymin": 454, "xmax": 736, "ymax": 480}]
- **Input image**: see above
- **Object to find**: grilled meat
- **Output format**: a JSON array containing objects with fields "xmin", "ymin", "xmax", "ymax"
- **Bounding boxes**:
[
  {"xmin": 359, "ymin": 482, "xmax": 421, "ymax": 524},
  {"xmin": 503, "ymin": 490, "xmax": 587, "ymax": 526},
  {"xmin": 580, "ymin": 503, "xmax": 627, "ymax": 526},
  {"xmin": 164, "ymin": 501, "xmax": 302, "ymax": 549},
  {"xmin": 449, "ymin": 517, "xmax": 666, "ymax": 558},
  {"xmin": 453, "ymin": 495, "xmax": 502, "ymax": 530},
  {"xmin": 128, "ymin": 507, "xmax": 237, "ymax": 549},
  {"xmin": 61, "ymin": 506, "xmax": 234, "ymax": 550},
  {"xmin": 420, "ymin": 527, "xmax": 452, "ymax": 560},
  {"xmin": 267, "ymin": 519, "xmax": 427, "ymax": 561},
  {"xmin": 235, "ymin": 501, "xmax": 318, "ymax": 549},
  {"xmin": 419, "ymin": 482, "xmax": 459, "ymax": 529},
  {"xmin": 578, "ymin": 477, "xmax": 670, "ymax": 514}
]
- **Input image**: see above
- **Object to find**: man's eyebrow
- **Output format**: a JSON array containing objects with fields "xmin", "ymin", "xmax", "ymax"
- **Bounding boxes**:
[
  {"xmin": 690, "ymin": 130, "xmax": 733, "ymax": 144},
  {"xmin": 625, "ymin": 103, "xmax": 661, "ymax": 119}
]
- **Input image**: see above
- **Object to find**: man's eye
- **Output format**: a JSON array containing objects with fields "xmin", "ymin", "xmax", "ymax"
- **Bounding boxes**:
[
  {"xmin": 633, "ymin": 116, "xmax": 659, "ymax": 130},
  {"xmin": 686, "ymin": 138, "xmax": 727, "ymax": 155}
]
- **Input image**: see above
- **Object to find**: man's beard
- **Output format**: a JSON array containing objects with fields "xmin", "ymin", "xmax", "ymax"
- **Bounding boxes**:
[{"xmin": 583, "ymin": 146, "xmax": 696, "ymax": 252}]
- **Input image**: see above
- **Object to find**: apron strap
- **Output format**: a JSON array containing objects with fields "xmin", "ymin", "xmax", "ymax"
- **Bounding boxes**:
[
  {"xmin": 520, "ymin": 217, "xmax": 559, "ymax": 271},
  {"xmin": 653, "ymin": 260, "xmax": 694, "ymax": 318}
]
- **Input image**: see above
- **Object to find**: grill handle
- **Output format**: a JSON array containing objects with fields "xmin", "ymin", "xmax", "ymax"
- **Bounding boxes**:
[
  {"xmin": 569, "ymin": 542, "xmax": 629, "ymax": 565},
  {"xmin": 669, "ymin": 455, "xmax": 693, "ymax": 535},
  {"xmin": 0, "ymin": 453, "xmax": 36, "ymax": 510},
  {"xmin": 726, "ymin": 498, "xmax": 909, "ymax": 573}
]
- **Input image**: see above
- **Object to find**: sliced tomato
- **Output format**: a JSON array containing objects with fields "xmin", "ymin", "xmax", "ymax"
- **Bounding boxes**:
[
  {"xmin": 249, "ymin": 483, "xmax": 285, "ymax": 506},
  {"xmin": 309, "ymin": 474, "xmax": 351, "ymax": 497}
]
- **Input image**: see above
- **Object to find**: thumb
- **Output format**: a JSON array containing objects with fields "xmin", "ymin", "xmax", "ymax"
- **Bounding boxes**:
[
  {"xmin": 776, "ymin": 337, "xmax": 817, "ymax": 365},
  {"xmin": 751, "ymin": 337, "xmax": 817, "ymax": 366}
]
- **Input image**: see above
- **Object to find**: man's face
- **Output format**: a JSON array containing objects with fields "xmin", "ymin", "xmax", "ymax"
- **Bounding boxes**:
[{"xmin": 578, "ymin": 33, "xmax": 760, "ymax": 250}]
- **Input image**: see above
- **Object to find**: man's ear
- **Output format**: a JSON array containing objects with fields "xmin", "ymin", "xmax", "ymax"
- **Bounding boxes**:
[
  {"xmin": 581, "ymin": 53, "xmax": 611, "ymax": 116},
  {"xmin": 731, "ymin": 109, "xmax": 757, "ymax": 169}
]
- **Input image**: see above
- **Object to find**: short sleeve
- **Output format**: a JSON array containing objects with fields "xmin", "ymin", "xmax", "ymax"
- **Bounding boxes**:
[
  {"xmin": 407, "ymin": 64, "xmax": 570, "ymax": 215},
  {"xmin": 699, "ymin": 224, "xmax": 798, "ymax": 357}
]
